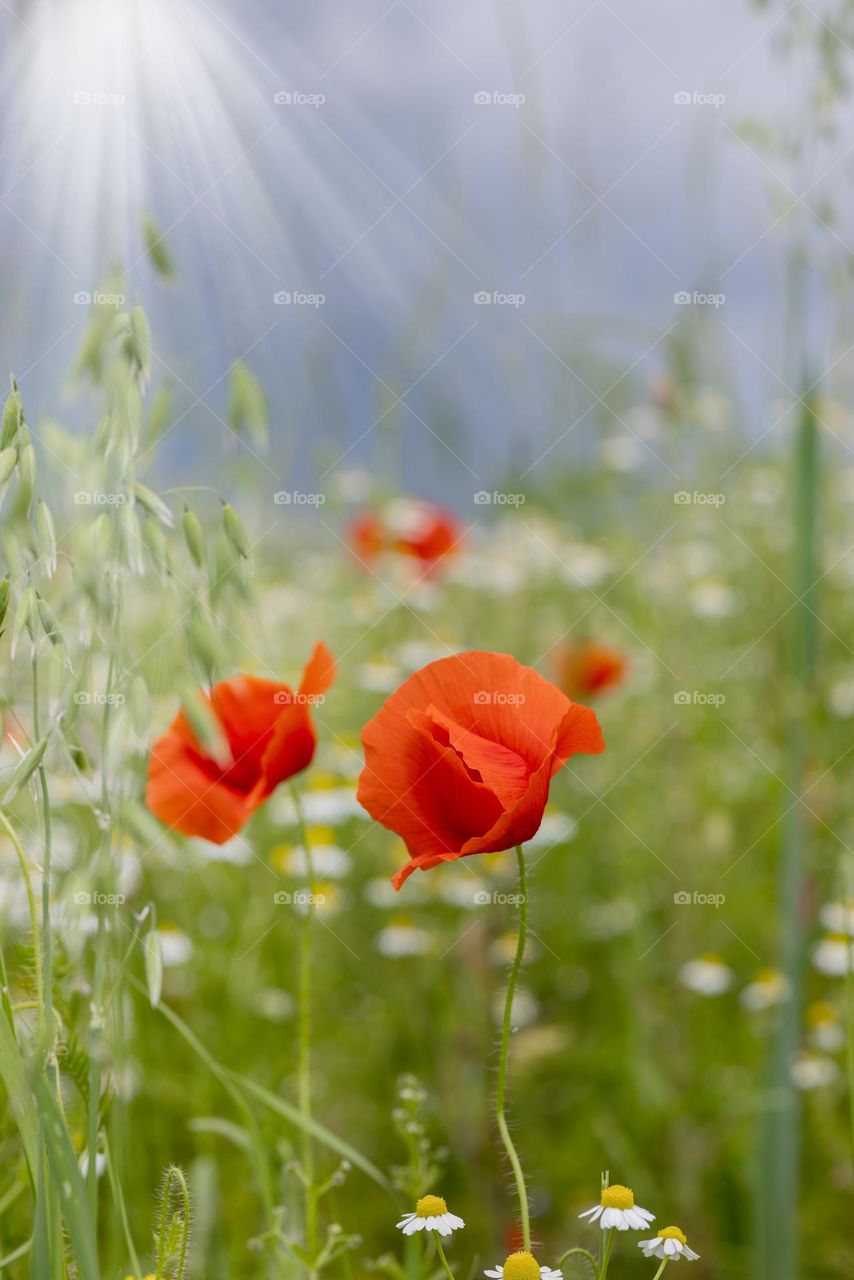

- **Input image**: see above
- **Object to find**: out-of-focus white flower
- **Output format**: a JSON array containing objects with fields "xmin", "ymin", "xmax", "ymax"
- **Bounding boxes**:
[
  {"xmin": 250, "ymin": 988, "xmax": 295, "ymax": 1023},
  {"xmin": 524, "ymin": 811, "xmax": 578, "ymax": 850},
  {"xmin": 690, "ymin": 580, "xmax": 735, "ymax": 618},
  {"xmin": 275, "ymin": 838, "xmax": 350, "ymax": 879},
  {"xmin": 560, "ymin": 543, "xmax": 613, "ymax": 589},
  {"xmin": 679, "ymin": 954, "xmax": 733, "ymax": 996},
  {"xmin": 157, "ymin": 927, "xmax": 193, "ymax": 967},
  {"xmin": 376, "ymin": 922, "xmax": 433, "ymax": 957},
  {"xmin": 271, "ymin": 785, "xmax": 363, "ymax": 827},
  {"xmin": 601, "ymin": 435, "xmax": 644, "ymax": 472},
  {"xmin": 584, "ymin": 897, "xmax": 639, "ymax": 941},
  {"xmin": 806, "ymin": 1002, "xmax": 845, "ymax": 1053},
  {"xmin": 740, "ymin": 969, "xmax": 788, "ymax": 1011},
  {"xmin": 826, "ymin": 680, "xmax": 854, "ymax": 718},
  {"xmin": 791, "ymin": 1053, "xmax": 839, "ymax": 1091},
  {"xmin": 819, "ymin": 900, "xmax": 854, "ymax": 936},
  {"xmin": 356, "ymin": 661, "xmax": 403, "ymax": 693},
  {"xmin": 491, "ymin": 985, "xmax": 538, "ymax": 1027},
  {"xmin": 812, "ymin": 934, "xmax": 854, "ymax": 977}
]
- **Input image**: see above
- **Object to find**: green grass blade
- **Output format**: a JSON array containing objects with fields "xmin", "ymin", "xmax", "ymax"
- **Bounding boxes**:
[{"xmin": 33, "ymin": 1076, "xmax": 99, "ymax": 1280}]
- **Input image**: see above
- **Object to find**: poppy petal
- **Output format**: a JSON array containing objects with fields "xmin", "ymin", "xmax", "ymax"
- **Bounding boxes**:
[
  {"xmin": 146, "ymin": 727, "xmax": 254, "ymax": 844},
  {"xmin": 299, "ymin": 640, "xmax": 336, "ymax": 700}
]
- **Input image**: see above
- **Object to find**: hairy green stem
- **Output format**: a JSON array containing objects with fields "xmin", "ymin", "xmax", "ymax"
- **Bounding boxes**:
[
  {"xmin": 292, "ymin": 782, "xmax": 318, "ymax": 1277},
  {"xmin": 555, "ymin": 1247, "xmax": 597, "ymax": 1273},
  {"xmin": 495, "ymin": 845, "xmax": 531, "ymax": 1252}
]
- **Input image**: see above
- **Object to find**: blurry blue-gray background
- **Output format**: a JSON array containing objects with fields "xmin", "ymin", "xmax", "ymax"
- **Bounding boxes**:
[{"xmin": 0, "ymin": 0, "xmax": 843, "ymax": 501}]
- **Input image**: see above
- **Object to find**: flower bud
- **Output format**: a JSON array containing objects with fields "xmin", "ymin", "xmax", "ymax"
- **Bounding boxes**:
[
  {"xmin": 0, "ymin": 446, "xmax": 17, "ymax": 487},
  {"xmin": 35, "ymin": 500, "xmax": 58, "ymax": 577},
  {"xmin": 134, "ymin": 482, "xmax": 175, "ymax": 529},
  {"xmin": 182, "ymin": 506, "xmax": 205, "ymax": 569},
  {"xmin": 222, "ymin": 502, "xmax": 250, "ymax": 559}
]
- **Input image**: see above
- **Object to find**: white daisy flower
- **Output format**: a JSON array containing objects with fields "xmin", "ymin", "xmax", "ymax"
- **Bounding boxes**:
[
  {"xmin": 812, "ymin": 933, "xmax": 854, "ymax": 976},
  {"xmin": 396, "ymin": 1195, "xmax": 464, "ymax": 1237},
  {"xmin": 579, "ymin": 1183, "xmax": 655, "ymax": 1231},
  {"xmin": 739, "ymin": 969, "xmax": 788, "ymax": 1012},
  {"xmin": 484, "ymin": 1251, "xmax": 562, "ymax": 1280},
  {"xmin": 791, "ymin": 1053, "xmax": 839, "ymax": 1091},
  {"xmin": 806, "ymin": 1001, "xmax": 845, "ymax": 1053},
  {"xmin": 678, "ymin": 954, "xmax": 733, "ymax": 996},
  {"xmin": 638, "ymin": 1226, "xmax": 699, "ymax": 1261}
]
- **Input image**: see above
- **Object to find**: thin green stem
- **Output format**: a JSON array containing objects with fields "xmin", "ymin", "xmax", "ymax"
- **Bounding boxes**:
[
  {"xmin": 555, "ymin": 1247, "xmax": 597, "ymax": 1274},
  {"xmin": 495, "ymin": 845, "xmax": 531, "ymax": 1253},
  {"xmin": 596, "ymin": 1230, "xmax": 615, "ymax": 1280},
  {"xmin": 435, "ymin": 1237, "xmax": 456, "ymax": 1280},
  {"xmin": 292, "ymin": 781, "xmax": 318, "ymax": 1277},
  {"xmin": 650, "ymin": 1261, "xmax": 669, "ymax": 1280}
]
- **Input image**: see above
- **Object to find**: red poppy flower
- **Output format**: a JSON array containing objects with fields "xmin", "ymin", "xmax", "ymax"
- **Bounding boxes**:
[
  {"xmin": 357, "ymin": 651, "xmax": 604, "ymax": 889},
  {"xmin": 348, "ymin": 499, "xmax": 462, "ymax": 567},
  {"xmin": 146, "ymin": 642, "xmax": 335, "ymax": 843},
  {"xmin": 554, "ymin": 640, "xmax": 627, "ymax": 699}
]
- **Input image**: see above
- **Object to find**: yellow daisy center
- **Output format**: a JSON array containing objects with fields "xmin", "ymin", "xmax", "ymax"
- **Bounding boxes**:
[
  {"xmin": 502, "ymin": 1252, "xmax": 541, "ymax": 1280},
  {"xmin": 658, "ymin": 1227, "xmax": 687, "ymax": 1245},
  {"xmin": 601, "ymin": 1184, "xmax": 634, "ymax": 1209},
  {"xmin": 416, "ymin": 1195, "xmax": 447, "ymax": 1218}
]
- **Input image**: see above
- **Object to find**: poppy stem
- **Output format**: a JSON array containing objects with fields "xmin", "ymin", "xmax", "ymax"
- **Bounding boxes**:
[
  {"xmin": 495, "ymin": 844, "xmax": 531, "ymax": 1252},
  {"xmin": 291, "ymin": 781, "xmax": 318, "ymax": 1277}
]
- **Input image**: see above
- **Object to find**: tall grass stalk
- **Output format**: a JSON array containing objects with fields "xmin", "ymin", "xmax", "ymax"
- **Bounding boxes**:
[{"xmin": 756, "ymin": 387, "xmax": 819, "ymax": 1280}]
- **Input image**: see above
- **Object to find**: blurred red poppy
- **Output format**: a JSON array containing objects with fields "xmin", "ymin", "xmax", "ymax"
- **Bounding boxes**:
[
  {"xmin": 146, "ymin": 642, "xmax": 335, "ymax": 843},
  {"xmin": 357, "ymin": 650, "xmax": 604, "ymax": 888},
  {"xmin": 348, "ymin": 499, "xmax": 462, "ymax": 568},
  {"xmin": 554, "ymin": 640, "xmax": 627, "ymax": 699}
]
